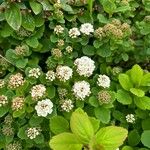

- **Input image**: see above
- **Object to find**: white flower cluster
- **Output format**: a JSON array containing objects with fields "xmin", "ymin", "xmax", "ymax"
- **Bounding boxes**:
[
  {"xmin": 8, "ymin": 73, "xmax": 25, "ymax": 89},
  {"xmin": 74, "ymin": 56, "xmax": 95, "ymax": 77},
  {"xmin": 0, "ymin": 79, "xmax": 5, "ymax": 88},
  {"xmin": 28, "ymin": 68, "xmax": 41, "ymax": 78},
  {"xmin": 54, "ymin": 25, "xmax": 64, "ymax": 35},
  {"xmin": 126, "ymin": 114, "xmax": 135, "ymax": 123},
  {"xmin": 26, "ymin": 127, "xmax": 41, "ymax": 139},
  {"xmin": 0, "ymin": 95, "xmax": 8, "ymax": 107},
  {"xmin": 80, "ymin": 23, "xmax": 94, "ymax": 35},
  {"xmin": 35, "ymin": 99, "xmax": 53, "ymax": 117},
  {"xmin": 61, "ymin": 99, "xmax": 74, "ymax": 112},
  {"xmin": 97, "ymin": 75, "xmax": 110, "ymax": 88},
  {"xmin": 69, "ymin": 27, "xmax": 80, "ymax": 38},
  {"xmin": 30, "ymin": 84, "xmax": 46, "ymax": 100},
  {"xmin": 12, "ymin": 97, "xmax": 24, "ymax": 111},
  {"xmin": 56, "ymin": 66, "xmax": 73, "ymax": 82},
  {"xmin": 46, "ymin": 70, "xmax": 55, "ymax": 81},
  {"xmin": 72, "ymin": 81, "xmax": 91, "ymax": 100}
]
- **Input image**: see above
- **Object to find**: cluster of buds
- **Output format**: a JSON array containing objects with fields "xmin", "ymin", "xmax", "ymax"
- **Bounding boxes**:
[
  {"xmin": 2, "ymin": 125, "xmax": 14, "ymax": 136},
  {"xmin": 6, "ymin": 141, "xmax": 22, "ymax": 150},
  {"xmin": 60, "ymin": 99, "xmax": 74, "ymax": 112},
  {"xmin": 51, "ymin": 48, "xmax": 62, "ymax": 58},
  {"xmin": 46, "ymin": 70, "xmax": 55, "ymax": 81},
  {"xmin": 16, "ymin": 27, "xmax": 31, "ymax": 37},
  {"xmin": 26, "ymin": 127, "xmax": 41, "ymax": 139},
  {"xmin": 58, "ymin": 88, "xmax": 68, "ymax": 99},
  {"xmin": 11, "ymin": 97, "xmax": 24, "ymax": 111},
  {"xmin": 0, "ymin": 95, "xmax": 8, "ymax": 107},
  {"xmin": 98, "ymin": 90, "xmax": 111, "ymax": 104},
  {"xmin": 0, "ymin": 79, "xmax": 5, "ymax": 88},
  {"xmin": 4, "ymin": 115, "xmax": 13, "ymax": 126},
  {"xmin": 66, "ymin": 46, "xmax": 73, "ymax": 53},
  {"xmin": 15, "ymin": 45, "xmax": 28, "ymax": 56},
  {"xmin": 8, "ymin": 73, "xmax": 25, "ymax": 89},
  {"xmin": 57, "ymin": 39, "xmax": 65, "ymax": 47}
]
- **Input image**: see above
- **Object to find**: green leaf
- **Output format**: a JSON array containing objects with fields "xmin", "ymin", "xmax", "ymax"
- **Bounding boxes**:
[
  {"xmin": 49, "ymin": 133, "xmax": 83, "ymax": 150},
  {"xmin": 134, "ymin": 96, "xmax": 150, "ymax": 110},
  {"xmin": 142, "ymin": 118, "xmax": 150, "ymax": 130},
  {"xmin": 13, "ymin": 107, "xmax": 25, "ymax": 118},
  {"xmin": 26, "ymin": 37, "xmax": 39, "ymax": 48},
  {"xmin": 0, "ymin": 106, "xmax": 9, "ymax": 117},
  {"xmin": 17, "ymin": 126, "xmax": 27, "ymax": 139},
  {"xmin": 87, "ymin": 0, "xmax": 94, "ymax": 14},
  {"xmin": 70, "ymin": 108, "xmax": 94, "ymax": 144},
  {"xmin": 29, "ymin": 115, "xmax": 43, "ymax": 126},
  {"xmin": 47, "ymin": 86, "xmax": 56, "ymax": 98},
  {"xmin": 97, "ymin": 14, "xmax": 108, "ymax": 24},
  {"xmin": 89, "ymin": 96, "xmax": 99, "ymax": 107},
  {"xmin": 29, "ymin": 0, "xmax": 43, "ymax": 15},
  {"xmin": 61, "ymin": 4, "xmax": 73, "ymax": 12},
  {"xmin": 34, "ymin": 134, "xmax": 44, "ymax": 144},
  {"xmin": 130, "ymin": 64, "xmax": 143, "ymax": 86},
  {"xmin": 89, "ymin": 117, "xmax": 100, "ymax": 133},
  {"xmin": 97, "ymin": 47, "xmax": 111, "ymax": 57},
  {"xmin": 122, "ymin": 146, "xmax": 134, "ymax": 150},
  {"xmin": 50, "ymin": 116, "xmax": 69, "ymax": 135},
  {"xmin": 130, "ymin": 88, "xmax": 145, "ymax": 97},
  {"xmin": 128, "ymin": 130, "xmax": 140, "ymax": 146},
  {"xmin": 22, "ymin": 13, "xmax": 35, "ymax": 32},
  {"xmin": 141, "ymin": 130, "xmax": 150, "ymax": 148},
  {"xmin": 100, "ymin": 0, "xmax": 116, "ymax": 15},
  {"xmin": 5, "ymin": 3, "xmax": 22, "ymax": 30},
  {"xmin": 119, "ymin": 74, "xmax": 133, "ymax": 91},
  {"xmin": 141, "ymin": 73, "xmax": 150, "ymax": 86},
  {"xmin": 16, "ymin": 58, "xmax": 28, "ymax": 68},
  {"xmin": 94, "ymin": 126, "xmax": 128, "ymax": 150},
  {"xmin": 94, "ymin": 107, "xmax": 110, "ymax": 124},
  {"xmin": 116, "ymin": 89, "xmax": 132, "ymax": 105},
  {"xmin": 114, "ymin": 5, "xmax": 131, "ymax": 13},
  {"xmin": 82, "ymin": 45, "xmax": 95, "ymax": 56}
]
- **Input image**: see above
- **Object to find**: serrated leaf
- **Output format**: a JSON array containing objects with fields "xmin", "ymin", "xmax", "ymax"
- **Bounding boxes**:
[
  {"xmin": 130, "ymin": 88, "xmax": 145, "ymax": 97},
  {"xmin": 22, "ymin": 13, "xmax": 35, "ymax": 31},
  {"xmin": 29, "ymin": 0, "xmax": 42, "ymax": 15},
  {"xmin": 49, "ymin": 133, "xmax": 83, "ymax": 150},
  {"xmin": 130, "ymin": 64, "xmax": 143, "ymax": 86},
  {"xmin": 119, "ymin": 74, "xmax": 133, "ymax": 91},
  {"xmin": 116, "ymin": 89, "xmax": 132, "ymax": 105},
  {"xmin": 50, "ymin": 116, "xmax": 69, "ymax": 135},
  {"xmin": 94, "ymin": 126, "xmax": 128, "ymax": 150},
  {"xmin": 94, "ymin": 107, "xmax": 110, "ymax": 124},
  {"xmin": 5, "ymin": 3, "xmax": 22, "ymax": 30},
  {"xmin": 141, "ymin": 73, "xmax": 150, "ymax": 86},
  {"xmin": 70, "ymin": 108, "xmax": 94, "ymax": 144}
]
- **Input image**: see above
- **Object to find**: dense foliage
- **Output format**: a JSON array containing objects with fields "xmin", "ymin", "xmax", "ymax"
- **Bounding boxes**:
[{"xmin": 0, "ymin": 0, "xmax": 150, "ymax": 149}]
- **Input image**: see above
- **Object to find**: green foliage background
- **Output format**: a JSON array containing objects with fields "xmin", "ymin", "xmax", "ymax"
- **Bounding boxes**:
[{"xmin": 0, "ymin": 0, "xmax": 150, "ymax": 149}]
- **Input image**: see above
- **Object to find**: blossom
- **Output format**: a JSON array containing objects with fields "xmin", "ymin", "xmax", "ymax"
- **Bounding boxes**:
[
  {"xmin": 51, "ymin": 48, "xmax": 62, "ymax": 58},
  {"xmin": 6, "ymin": 141, "xmax": 22, "ymax": 150},
  {"xmin": 74, "ymin": 56, "xmax": 95, "ymax": 77},
  {"xmin": 12, "ymin": 97, "xmax": 24, "ymax": 111},
  {"xmin": 28, "ymin": 68, "xmax": 41, "ymax": 78},
  {"xmin": 46, "ymin": 70, "xmax": 55, "ymax": 81},
  {"xmin": 69, "ymin": 27, "xmax": 80, "ymax": 38},
  {"xmin": 26, "ymin": 127, "xmax": 41, "ymax": 139},
  {"xmin": 126, "ymin": 114, "xmax": 135, "ymax": 123},
  {"xmin": 0, "ymin": 95, "xmax": 8, "ymax": 107},
  {"xmin": 8, "ymin": 73, "xmax": 25, "ymax": 89},
  {"xmin": 0, "ymin": 79, "xmax": 5, "ymax": 88},
  {"xmin": 35, "ymin": 99, "xmax": 53, "ymax": 117},
  {"xmin": 30, "ymin": 84, "xmax": 46, "ymax": 100},
  {"xmin": 97, "ymin": 75, "xmax": 110, "ymax": 88},
  {"xmin": 54, "ymin": 25, "xmax": 64, "ymax": 35},
  {"xmin": 98, "ymin": 90, "xmax": 111, "ymax": 104},
  {"xmin": 80, "ymin": 23, "xmax": 94, "ymax": 35},
  {"xmin": 66, "ymin": 46, "xmax": 73, "ymax": 53},
  {"xmin": 56, "ymin": 65, "xmax": 73, "ymax": 82},
  {"xmin": 60, "ymin": 99, "xmax": 74, "ymax": 112},
  {"xmin": 72, "ymin": 81, "xmax": 91, "ymax": 100}
]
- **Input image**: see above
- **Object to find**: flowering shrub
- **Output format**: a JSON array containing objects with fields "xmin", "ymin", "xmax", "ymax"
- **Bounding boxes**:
[{"xmin": 0, "ymin": 0, "xmax": 150, "ymax": 150}]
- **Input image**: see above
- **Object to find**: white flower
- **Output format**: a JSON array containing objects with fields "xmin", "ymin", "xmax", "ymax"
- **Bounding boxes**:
[
  {"xmin": 30, "ymin": 84, "xmax": 46, "ymax": 100},
  {"xmin": 126, "ymin": 114, "xmax": 135, "ymax": 123},
  {"xmin": 46, "ymin": 70, "xmax": 55, "ymax": 81},
  {"xmin": 35, "ymin": 99, "xmax": 53, "ymax": 117},
  {"xmin": 12, "ymin": 97, "xmax": 24, "ymax": 111},
  {"xmin": 80, "ymin": 23, "xmax": 94, "ymax": 35},
  {"xmin": 0, "ymin": 79, "xmax": 5, "ymax": 88},
  {"xmin": 69, "ymin": 27, "xmax": 80, "ymax": 38},
  {"xmin": 61, "ymin": 99, "xmax": 74, "ymax": 112},
  {"xmin": 74, "ymin": 56, "xmax": 95, "ymax": 77},
  {"xmin": 26, "ymin": 127, "xmax": 41, "ymax": 139},
  {"xmin": 54, "ymin": 25, "xmax": 64, "ymax": 35},
  {"xmin": 0, "ymin": 95, "xmax": 8, "ymax": 107},
  {"xmin": 72, "ymin": 81, "xmax": 91, "ymax": 100},
  {"xmin": 97, "ymin": 75, "xmax": 110, "ymax": 88},
  {"xmin": 56, "ymin": 66, "xmax": 73, "ymax": 82},
  {"xmin": 28, "ymin": 68, "xmax": 41, "ymax": 78}
]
